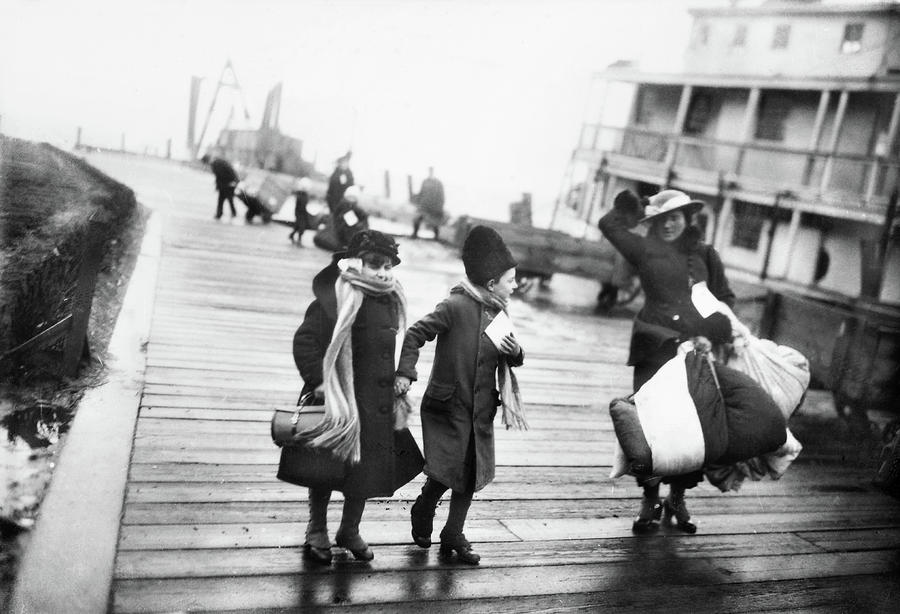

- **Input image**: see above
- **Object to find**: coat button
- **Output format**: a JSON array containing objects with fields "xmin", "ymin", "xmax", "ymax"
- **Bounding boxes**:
[{"xmin": 672, "ymin": 314, "xmax": 680, "ymax": 321}]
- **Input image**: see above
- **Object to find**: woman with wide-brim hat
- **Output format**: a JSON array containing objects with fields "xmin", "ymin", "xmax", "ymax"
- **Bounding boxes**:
[{"xmin": 598, "ymin": 188, "xmax": 736, "ymax": 534}]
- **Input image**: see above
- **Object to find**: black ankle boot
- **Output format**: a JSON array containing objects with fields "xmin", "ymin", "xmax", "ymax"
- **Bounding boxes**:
[
  {"xmin": 663, "ymin": 487, "xmax": 697, "ymax": 534},
  {"xmin": 632, "ymin": 485, "xmax": 662, "ymax": 534},
  {"xmin": 438, "ymin": 533, "xmax": 480, "ymax": 565},
  {"xmin": 410, "ymin": 496, "xmax": 435, "ymax": 548}
]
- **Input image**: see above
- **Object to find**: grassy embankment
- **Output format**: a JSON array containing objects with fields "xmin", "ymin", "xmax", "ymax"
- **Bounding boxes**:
[{"xmin": 0, "ymin": 136, "xmax": 144, "ymax": 605}]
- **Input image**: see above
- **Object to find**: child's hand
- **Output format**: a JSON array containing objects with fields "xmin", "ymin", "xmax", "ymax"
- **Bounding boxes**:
[
  {"xmin": 313, "ymin": 383, "xmax": 326, "ymax": 402},
  {"xmin": 394, "ymin": 376, "xmax": 411, "ymax": 396},
  {"xmin": 499, "ymin": 333, "xmax": 520, "ymax": 356}
]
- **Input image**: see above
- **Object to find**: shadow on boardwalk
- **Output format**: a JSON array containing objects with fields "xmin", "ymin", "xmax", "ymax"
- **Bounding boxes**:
[{"xmin": 29, "ymin": 154, "xmax": 900, "ymax": 613}]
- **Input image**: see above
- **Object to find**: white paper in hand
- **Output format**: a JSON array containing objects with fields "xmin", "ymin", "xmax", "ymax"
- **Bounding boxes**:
[
  {"xmin": 691, "ymin": 281, "xmax": 721, "ymax": 318},
  {"xmin": 342, "ymin": 209, "xmax": 360, "ymax": 226},
  {"xmin": 484, "ymin": 310, "xmax": 516, "ymax": 350}
]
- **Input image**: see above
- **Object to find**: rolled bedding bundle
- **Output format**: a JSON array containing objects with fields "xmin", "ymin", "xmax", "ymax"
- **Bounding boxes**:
[
  {"xmin": 701, "ymin": 304, "xmax": 809, "ymax": 491},
  {"xmin": 609, "ymin": 350, "xmax": 787, "ymax": 479}
]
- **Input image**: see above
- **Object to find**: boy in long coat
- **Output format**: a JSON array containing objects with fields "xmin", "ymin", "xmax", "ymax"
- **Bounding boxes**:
[
  {"xmin": 395, "ymin": 225, "xmax": 527, "ymax": 565},
  {"xmin": 292, "ymin": 229, "xmax": 423, "ymax": 564}
]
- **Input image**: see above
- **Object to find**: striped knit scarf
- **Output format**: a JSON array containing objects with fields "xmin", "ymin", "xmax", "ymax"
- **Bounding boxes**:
[
  {"xmin": 456, "ymin": 278, "xmax": 528, "ymax": 431},
  {"xmin": 302, "ymin": 268, "xmax": 408, "ymax": 463}
]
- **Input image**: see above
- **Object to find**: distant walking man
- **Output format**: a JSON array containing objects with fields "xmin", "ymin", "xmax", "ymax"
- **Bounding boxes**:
[
  {"xmin": 203, "ymin": 154, "xmax": 239, "ymax": 219},
  {"xmin": 412, "ymin": 167, "xmax": 445, "ymax": 239},
  {"xmin": 326, "ymin": 151, "xmax": 354, "ymax": 214}
]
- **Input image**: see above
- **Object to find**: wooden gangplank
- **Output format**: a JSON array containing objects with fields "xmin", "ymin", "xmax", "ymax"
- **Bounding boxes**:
[{"xmin": 99, "ymin": 157, "xmax": 900, "ymax": 613}]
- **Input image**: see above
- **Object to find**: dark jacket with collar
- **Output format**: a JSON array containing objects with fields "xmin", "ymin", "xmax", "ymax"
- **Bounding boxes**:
[
  {"xmin": 598, "ymin": 202, "xmax": 735, "ymax": 370},
  {"xmin": 397, "ymin": 288, "xmax": 524, "ymax": 493}
]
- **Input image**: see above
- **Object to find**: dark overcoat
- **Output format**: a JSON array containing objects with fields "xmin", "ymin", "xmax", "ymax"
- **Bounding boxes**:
[
  {"xmin": 326, "ymin": 167, "xmax": 354, "ymax": 212},
  {"xmin": 397, "ymin": 289, "xmax": 524, "ymax": 493},
  {"xmin": 598, "ymin": 203, "xmax": 735, "ymax": 370},
  {"xmin": 292, "ymin": 261, "xmax": 419, "ymax": 497},
  {"xmin": 210, "ymin": 158, "xmax": 238, "ymax": 191}
]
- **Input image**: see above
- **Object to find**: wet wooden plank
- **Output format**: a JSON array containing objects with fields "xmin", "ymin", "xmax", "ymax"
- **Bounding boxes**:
[
  {"xmin": 111, "ymin": 550, "xmax": 900, "ymax": 613},
  {"xmin": 120, "ymin": 495, "xmax": 900, "ymax": 525},
  {"xmin": 114, "ymin": 532, "xmax": 824, "ymax": 579},
  {"xmin": 115, "ymin": 510, "xmax": 900, "ymax": 553}
]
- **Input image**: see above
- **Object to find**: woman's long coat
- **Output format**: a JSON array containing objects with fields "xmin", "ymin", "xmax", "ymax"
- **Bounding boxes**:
[
  {"xmin": 598, "ymin": 204, "xmax": 735, "ymax": 370},
  {"xmin": 292, "ymin": 261, "xmax": 414, "ymax": 498},
  {"xmin": 397, "ymin": 289, "xmax": 524, "ymax": 493}
]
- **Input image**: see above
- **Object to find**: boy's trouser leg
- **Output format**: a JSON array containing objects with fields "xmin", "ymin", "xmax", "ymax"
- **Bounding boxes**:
[
  {"xmin": 305, "ymin": 488, "xmax": 331, "ymax": 549},
  {"xmin": 441, "ymin": 433, "xmax": 476, "ymax": 539},
  {"xmin": 440, "ymin": 488, "xmax": 474, "ymax": 538},
  {"xmin": 337, "ymin": 496, "xmax": 367, "ymax": 542}
]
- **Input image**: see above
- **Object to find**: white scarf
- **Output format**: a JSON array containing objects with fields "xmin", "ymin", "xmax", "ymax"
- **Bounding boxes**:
[
  {"xmin": 456, "ymin": 278, "xmax": 528, "ymax": 430},
  {"xmin": 301, "ymin": 268, "xmax": 408, "ymax": 462}
]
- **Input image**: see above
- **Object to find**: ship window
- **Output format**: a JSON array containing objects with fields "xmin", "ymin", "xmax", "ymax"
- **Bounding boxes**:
[
  {"xmin": 634, "ymin": 88, "xmax": 655, "ymax": 126},
  {"xmin": 755, "ymin": 92, "xmax": 792, "ymax": 141},
  {"xmin": 772, "ymin": 24, "xmax": 791, "ymax": 49},
  {"xmin": 841, "ymin": 23, "xmax": 864, "ymax": 54},
  {"xmin": 732, "ymin": 24, "xmax": 747, "ymax": 47},
  {"xmin": 731, "ymin": 200, "xmax": 765, "ymax": 250},
  {"xmin": 685, "ymin": 92, "xmax": 713, "ymax": 135}
]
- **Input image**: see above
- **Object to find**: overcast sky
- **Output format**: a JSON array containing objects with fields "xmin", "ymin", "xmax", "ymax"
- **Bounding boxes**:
[{"xmin": 1, "ymin": 0, "xmax": 731, "ymax": 221}]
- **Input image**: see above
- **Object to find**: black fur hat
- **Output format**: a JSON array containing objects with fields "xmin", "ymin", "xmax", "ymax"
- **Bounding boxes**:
[
  {"xmin": 346, "ymin": 229, "xmax": 400, "ymax": 265},
  {"xmin": 461, "ymin": 225, "xmax": 517, "ymax": 285}
]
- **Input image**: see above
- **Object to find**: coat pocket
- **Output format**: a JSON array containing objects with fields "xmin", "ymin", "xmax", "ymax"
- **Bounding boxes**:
[{"xmin": 422, "ymin": 380, "xmax": 457, "ymax": 414}]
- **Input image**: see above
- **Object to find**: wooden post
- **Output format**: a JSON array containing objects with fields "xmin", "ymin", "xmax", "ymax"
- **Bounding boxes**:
[
  {"xmin": 62, "ymin": 228, "xmax": 104, "ymax": 377},
  {"xmin": 759, "ymin": 290, "xmax": 780, "ymax": 339},
  {"xmin": 383, "ymin": 169, "xmax": 391, "ymax": 199},
  {"xmin": 664, "ymin": 84, "xmax": 693, "ymax": 169},
  {"xmin": 120, "ymin": 133, "xmax": 126, "ymax": 153},
  {"xmin": 874, "ymin": 187, "xmax": 898, "ymax": 299},
  {"xmin": 734, "ymin": 87, "xmax": 761, "ymax": 175},
  {"xmin": 76, "ymin": 126, "xmax": 82, "ymax": 149},
  {"xmin": 780, "ymin": 208, "xmax": 802, "ymax": 279},
  {"xmin": 865, "ymin": 92, "xmax": 900, "ymax": 203},
  {"xmin": 819, "ymin": 90, "xmax": 849, "ymax": 194},
  {"xmin": 760, "ymin": 191, "xmax": 787, "ymax": 281},
  {"xmin": 166, "ymin": 138, "xmax": 172, "ymax": 159},
  {"xmin": 802, "ymin": 90, "xmax": 831, "ymax": 185},
  {"xmin": 714, "ymin": 194, "xmax": 734, "ymax": 253}
]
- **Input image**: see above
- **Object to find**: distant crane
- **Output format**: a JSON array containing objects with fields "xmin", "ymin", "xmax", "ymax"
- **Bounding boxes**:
[{"xmin": 188, "ymin": 59, "xmax": 252, "ymax": 159}]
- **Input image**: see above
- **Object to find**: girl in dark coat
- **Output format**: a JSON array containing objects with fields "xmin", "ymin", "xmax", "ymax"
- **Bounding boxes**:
[
  {"xmin": 292, "ymin": 230, "xmax": 423, "ymax": 564},
  {"xmin": 599, "ymin": 189, "xmax": 735, "ymax": 534},
  {"xmin": 395, "ymin": 225, "xmax": 527, "ymax": 565}
]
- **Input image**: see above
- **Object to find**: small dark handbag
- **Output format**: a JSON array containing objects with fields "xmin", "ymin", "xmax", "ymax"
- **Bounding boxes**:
[{"xmin": 273, "ymin": 394, "xmax": 347, "ymax": 489}]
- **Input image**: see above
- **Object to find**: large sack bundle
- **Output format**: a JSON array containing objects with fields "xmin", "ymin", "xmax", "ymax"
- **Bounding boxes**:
[
  {"xmin": 698, "ymin": 303, "xmax": 808, "ymax": 491},
  {"xmin": 728, "ymin": 335, "xmax": 810, "ymax": 418},
  {"xmin": 713, "ymin": 365, "xmax": 787, "ymax": 464},
  {"xmin": 609, "ymin": 351, "xmax": 785, "ymax": 479}
]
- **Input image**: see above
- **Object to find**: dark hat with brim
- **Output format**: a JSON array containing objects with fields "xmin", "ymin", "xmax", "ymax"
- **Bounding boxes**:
[
  {"xmin": 640, "ymin": 190, "xmax": 704, "ymax": 223},
  {"xmin": 345, "ymin": 229, "xmax": 401, "ymax": 265}
]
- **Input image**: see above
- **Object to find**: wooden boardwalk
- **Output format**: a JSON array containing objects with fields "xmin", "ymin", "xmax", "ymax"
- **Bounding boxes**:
[{"xmin": 80, "ymin": 156, "xmax": 900, "ymax": 612}]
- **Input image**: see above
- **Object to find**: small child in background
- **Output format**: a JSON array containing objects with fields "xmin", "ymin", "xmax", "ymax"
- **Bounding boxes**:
[{"xmin": 394, "ymin": 225, "xmax": 527, "ymax": 565}]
